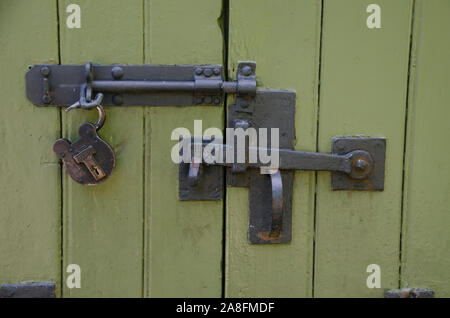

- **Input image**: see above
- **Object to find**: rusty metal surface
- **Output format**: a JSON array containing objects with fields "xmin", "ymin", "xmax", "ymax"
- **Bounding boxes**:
[
  {"xmin": 53, "ymin": 122, "xmax": 115, "ymax": 186},
  {"xmin": 0, "ymin": 282, "xmax": 55, "ymax": 298}
]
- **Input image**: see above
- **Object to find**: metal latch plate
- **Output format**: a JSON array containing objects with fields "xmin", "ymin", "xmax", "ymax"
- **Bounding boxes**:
[
  {"xmin": 179, "ymin": 162, "xmax": 223, "ymax": 201},
  {"xmin": 230, "ymin": 91, "xmax": 296, "ymax": 244},
  {"xmin": 332, "ymin": 137, "xmax": 386, "ymax": 191}
]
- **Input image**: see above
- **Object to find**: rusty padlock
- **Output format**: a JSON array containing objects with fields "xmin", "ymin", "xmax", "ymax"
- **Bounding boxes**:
[{"xmin": 53, "ymin": 95, "xmax": 115, "ymax": 185}]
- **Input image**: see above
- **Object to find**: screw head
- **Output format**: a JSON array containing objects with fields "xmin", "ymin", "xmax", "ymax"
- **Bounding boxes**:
[
  {"xmin": 111, "ymin": 66, "xmax": 124, "ymax": 79},
  {"xmin": 112, "ymin": 94, "xmax": 123, "ymax": 105},
  {"xmin": 40, "ymin": 66, "xmax": 51, "ymax": 77},
  {"xmin": 213, "ymin": 68, "xmax": 221, "ymax": 76},
  {"xmin": 241, "ymin": 65, "xmax": 252, "ymax": 76},
  {"xmin": 214, "ymin": 97, "xmax": 221, "ymax": 104},
  {"xmin": 204, "ymin": 96, "xmax": 212, "ymax": 104},
  {"xmin": 203, "ymin": 68, "xmax": 213, "ymax": 77},
  {"xmin": 195, "ymin": 96, "xmax": 204, "ymax": 104},
  {"xmin": 240, "ymin": 100, "xmax": 249, "ymax": 108},
  {"xmin": 195, "ymin": 68, "xmax": 203, "ymax": 75},
  {"xmin": 42, "ymin": 95, "xmax": 51, "ymax": 104},
  {"xmin": 355, "ymin": 159, "xmax": 368, "ymax": 171}
]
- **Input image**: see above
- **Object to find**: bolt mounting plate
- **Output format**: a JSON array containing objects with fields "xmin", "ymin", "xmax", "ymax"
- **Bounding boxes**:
[{"xmin": 331, "ymin": 137, "xmax": 386, "ymax": 191}]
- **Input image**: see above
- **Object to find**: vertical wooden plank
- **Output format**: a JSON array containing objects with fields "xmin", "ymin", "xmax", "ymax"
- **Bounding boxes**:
[
  {"xmin": 401, "ymin": 0, "xmax": 450, "ymax": 297},
  {"xmin": 315, "ymin": 0, "xmax": 413, "ymax": 297},
  {"xmin": 59, "ymin": 0, "xmax": 144, "ymax": 297},
  {"xmin": 226, "ymin": 0, "xmax": 322, "ymax": 297},
  {"xmin": 0, "ymin": 1, "xmax": 61, "ymax": 293},
  {"xmin": 144, "ymin": 0, "xmax": 224, "ymax": 297}
]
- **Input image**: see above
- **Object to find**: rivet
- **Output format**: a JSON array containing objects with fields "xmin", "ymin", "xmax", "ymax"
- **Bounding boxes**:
[
  {"xmin": 112, "ymin": 94, "xmax": 123, "ymax": 105},
  {"xmin": 241, "ymin": 66, "xmax": 252, "ymax": 76},
  {"xmin": 204, "ymin": 96, "xmax": 212, "ymax": 104},
  {"xmin": 213, "ymin": 68, "xmax": 221, "ymax": 76},
  {"xmin": 68, "ymin": 147, "xmax": 74, "ymax": 152},
  {"xmin": 111, "ymin": 66, "xmax": 124, "ymax": 79},
  {"xmin": 195, "ymin": 96, "xmax": 204, "ymax": 104},
  {"xmin": 203, "ymin": 68, "xmax": 213, "ymax": 77},
  {"xmin": 240, "ymin": 100, "xmax": 249, "ymax": 108},
  {"xmin": 355, "ymin": 159, "xmax": 368, "ymax": 171},
  {"xmin": 195, "ymin": 68, "xmax": 203, "ymax": 75},
  {"xmin": 60, "ymin": 153, "xmax": 65, "ymax": 158},
  {"xmin": 40, "ymin": 66, "xmax": 51, "ymax": 77},
  {"xmin": 42, "ymin": 95, "xmax": 51, "ymax": 104}
]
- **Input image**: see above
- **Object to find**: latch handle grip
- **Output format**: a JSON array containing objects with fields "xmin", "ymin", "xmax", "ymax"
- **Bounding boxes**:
[{"xmin": 269, "ymin": 171, "xmax": 283, "ymax": 238}]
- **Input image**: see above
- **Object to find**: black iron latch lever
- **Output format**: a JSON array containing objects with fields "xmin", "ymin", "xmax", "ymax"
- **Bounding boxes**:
[
  {"xmin": 179, "ymin": 136, "xmax": 386, "ymax": 244},
  {"xmin": 183, "ymin": 142, "xmax": 375, "ymax": 176},
  {"xmin": 179, "ymin": 90, "xmax": 386, "ymax": 244},
  {"xmin": 179, "ymin": 138, "xmax": 385, "ymax": 243}
]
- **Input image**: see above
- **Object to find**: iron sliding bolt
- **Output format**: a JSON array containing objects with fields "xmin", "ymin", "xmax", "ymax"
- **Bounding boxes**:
[{"xmin": 26, "ymin": 62, "xmax": 257, "ymax": 107}]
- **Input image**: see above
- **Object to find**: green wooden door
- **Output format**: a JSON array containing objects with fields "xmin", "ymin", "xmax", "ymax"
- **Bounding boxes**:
[{"xmin": 1, "ymin": 0, "xmax": 449, "ymax": 298}]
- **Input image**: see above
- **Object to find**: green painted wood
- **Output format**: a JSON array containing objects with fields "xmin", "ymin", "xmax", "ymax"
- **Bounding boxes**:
[
  {"xmin": 3, "ymin": 0, "xmax": 448, "ymax": 299},
  {"xmin": 59, "ymin": 0, "xmax": 144, "ymax": 297},
  {"xmin": 0, "ymin": 0, "xmax": 61, "ymax": 294},
  {"xmin": 401, "ymin": 0, "xmax": 450, "ymax": 297},
  {"xmin": 226, "ymin": 0, "xmax": 322, "ymax": 297},
  {"xmin": 314, "ymin": 0, "xmax": 413, "ymax": 297},
  {"xmin": 144, "ymin": 0, "xmax": 224, "ymax": 297}
]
